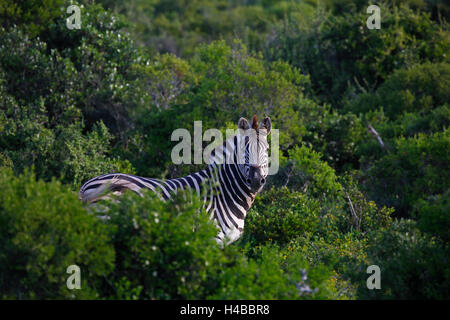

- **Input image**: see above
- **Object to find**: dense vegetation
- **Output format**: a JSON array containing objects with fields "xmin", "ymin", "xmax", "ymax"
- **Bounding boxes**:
[{"xmin": 0, "ymin": 0, "xmax": 448, "ymax": 299}]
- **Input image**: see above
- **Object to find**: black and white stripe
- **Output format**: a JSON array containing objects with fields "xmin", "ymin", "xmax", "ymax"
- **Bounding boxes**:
[{"xmin": 79, "ymin": 116, "xmax": 271, "ymax": 245}]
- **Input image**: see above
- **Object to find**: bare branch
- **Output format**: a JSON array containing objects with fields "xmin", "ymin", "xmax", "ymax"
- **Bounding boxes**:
[
  {"xmin": 345, "ymin": 191, "xmax": 360, "ymax": 231},
  {"xmin": 368, "ymin": 124, "xmax": 386, "ymax": 149}
]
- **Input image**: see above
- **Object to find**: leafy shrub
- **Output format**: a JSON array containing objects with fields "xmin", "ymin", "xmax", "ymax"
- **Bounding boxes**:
[
  {"xmin": 0, "ymin": 167, "xmax": 114, "ymax": 299},
  {"xmin": 54, "ymin": 121, "xmax": 135, "ymax": 187},
  {"xmin": 129, "ymin": 53, "xmax": 193, "ymax": 112},
  {"xmin": 352, "ymin": 219, "xmax": 449, "ymax": 299},
  {"xmin": 102, "ymin": 189, "xmax": 226, "ymax": 299},
  {"xmin": 211, "ymin": 245, "xmax": 340, "ymax": 300},
  {"xmin": 265, "ymin": 3, "xmax": 449, "ymax": 106},
  {"xmin": 99, "ymin": 189, "xmax": 340, "ymax": 300},
  {"xmin": 345, "ymin": 63, "xmax": 450, "ymax": 166},
  {"xmin": 283, "ymin": 232, "xmax": 367, "ymax": 299},
  {"xmin": 242, "ymin": 188, "xmax": 322, "ymax": 247},
  {"xmin": 41, "ymin": 3, "xmax": 140, "ymax": 136},
  {"xmin": 187, "ymin": 40, "xmax": 310, "ymax": 146},
  {"xmin": 0, "ymin": 27, "xmax": 82, "ymax": 129},
  {"xmin": 0, "ymin": 0, "xmax": 65, "ymax": 36},
  {"xmin": 243, "ymin": 179, "xmax": 394, "ymax": 299},
  {"xmin": 335, "ymin": 174, "xmax": 393, "ymax": 235},
  {"xmin": 0, "ymin": 23, "xmax": 135, "ymax": 185},
  {"xmin": 286, "ymin": 145, "xmax": 343, "ymax": 200},
  {"xmin": 414, "ymin": 190, "xmax": 450, "ymax": 243},
  {"xmin": 262, "ymin": 150, "xmax": 393, "ymax": 239},
  {"xmin": 346, "ymin": 63, "xmax": 450, "ymax": 121},
  {"xmin": 0, "ymin": 4, "xmax": 143, "ymax": 137},
  {"xmin": 302, "ymin": 109, "xmax": 367, "ymax": 172},
  {"xmin": 363, "ymin": 129, "xmax": 450, "ymax": 216},
  {"xmin": 96, "ymin": 0, "xmax": 318, "ymax": 57},
  {"xmin": 0, "ymin": 96, "xmax": 133, "ymax": 186},
  {"xmin": 0, "ymin": 167, "xmax": 343, "ymax": 300}
]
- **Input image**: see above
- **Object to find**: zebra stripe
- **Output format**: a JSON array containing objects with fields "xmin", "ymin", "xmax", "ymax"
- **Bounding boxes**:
[{"xmin": 79, "ymin": 117, "xmax": 271, "ymax": 245}]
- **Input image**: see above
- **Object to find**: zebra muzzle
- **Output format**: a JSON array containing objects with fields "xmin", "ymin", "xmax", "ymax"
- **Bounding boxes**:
[{"xmin": 248, "ymin": 166, "xmax": 266, "ymax": 193}]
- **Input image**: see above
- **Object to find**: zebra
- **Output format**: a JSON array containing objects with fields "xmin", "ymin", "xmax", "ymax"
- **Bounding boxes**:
[{"xmin": 79, "ymin": 115, "xmax": 272, "ymax": 245}]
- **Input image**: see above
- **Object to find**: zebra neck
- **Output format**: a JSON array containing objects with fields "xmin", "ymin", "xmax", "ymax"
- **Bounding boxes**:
[
  {"xmin": 206, "ymin": 162, "xmax": 255, "ymax": 216},
  {"xmin": 166, "ymin": 164, "xmax": 255, "ymax": 219},
  {"xmin": 165, "ymin": 164, "xmax": 254, "ymax": 245}
]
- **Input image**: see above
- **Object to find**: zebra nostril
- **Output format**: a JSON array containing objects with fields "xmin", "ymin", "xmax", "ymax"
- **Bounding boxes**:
[
  {"xmin": 260, "ymin": 178, "xmax": 265, "ymax": 184},
  {"xmin": 246, "ymin": 178, "xmax": 251, "ymax": 184}
]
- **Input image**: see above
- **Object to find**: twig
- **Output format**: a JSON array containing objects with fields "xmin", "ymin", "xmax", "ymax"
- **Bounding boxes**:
[
  {"xmin": 283, "ymin": 160, "xmax": 295, "ymax": 187},
  {"xmin": 345, "ymin": 191, "xmax": 360, "ymax": 231},
  {"xmin": 368, "ymin": 124, "xmax": 386, "ymax": 149}
]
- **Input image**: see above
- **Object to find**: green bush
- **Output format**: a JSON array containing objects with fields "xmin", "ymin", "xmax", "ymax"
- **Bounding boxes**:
[
  {"xmin": 352, "ymin": 219, "xmax": 449, "ymax": 299},
  {"xmin": 265, "ymin": 3, "xmax": 449, "ymax": 106},
  {"xmin": 242, "ymin": 179, "xmax": 394, "ymax": 299},
  {"xmin": 0, "ymin": 168, "xmax": 343, "ymax": 300},
  {"xmin": 102, "ymin": 189, "xmax": 225, "ymax": 299},
  {"xmin": 283, "ymin": 232, "xmax": 367, "ymax": 299},
  {"xmin": 0, "ymin": 93, "xmax": 133, "ymax": 186},
  {"xmin": 97, "ymin": 189, "xmax": 340, "ymax": 300},
  {"xmin": 53, "ymin": 121, "xmax": 135, "ymax": 187},
  {"xmin": 41, "ymin": 3, "xmax": 140, "ymax": 136},
  {"xmin": 286, "ymin": 145, "xmax": 343, "ymax": 199},
  {"xmin": 303, "ymin": 109, "xmax": 367, "ymax": 172},
  {"xmin": 211, "ymin": 245, "xmax": 340, "ymax": 300},
  {"xmin": 346, "ymin": 63, "xmax": 450, "ymax": 121},
  {"xmin": 0, "ymin": 167, "xmax": 114, "ymax": 299},
  {"xmin": 267, "ymin": 145, "xmax": 345, "ymax": 214},
  {"xmin": 242, "ymin": 188, "xmax": 323, "ymax": 247},
  {"xmin": 414, "ymin": 190, "xmax": 450, "ymax": 243},
  {"xmin": 0, "ymin": 4, "xmax": 143, "ymax": 137},
  {"xmin": 261, "ymin": 152, "xmax": 393, "ymax": 241},
  {"xmin": 95, "ymin": 0, "xmax": 318, "ymax": 57},
  {"xmin": 186, "ymin": 40, "xmax": 309, "ymax": 147},
  {"xmin": 0, "ymin": 19, "xmax": 136, "ymax": 185},
  {"xmin": 0, "ymin": 0, "xmax": 65, "ymax": 36},
  {"xmin": 345, "ymin": 63, "xmax": 450, "ymax": 165},
  {"xmin": 335, "ymin": 174, "xmax": 393, "ymax": 236},
  {"xmin": 363, "ymin": 129, "xmax": 450, "ymax": 216}
]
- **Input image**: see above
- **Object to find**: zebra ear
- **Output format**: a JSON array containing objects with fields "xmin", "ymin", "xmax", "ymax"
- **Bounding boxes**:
[
  {"xmin": 260, "ymin": 117, "xmax": 272, "ymax": 134},
  {"xmin": 238, "ymin": 117, "xmax": 250, "ymax": 130}
]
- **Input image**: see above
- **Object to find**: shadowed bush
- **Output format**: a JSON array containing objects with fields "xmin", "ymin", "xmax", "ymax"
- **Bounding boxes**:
[{"xmin": 0, "ymin": 167, "xmax": 115, "ymax": 299}]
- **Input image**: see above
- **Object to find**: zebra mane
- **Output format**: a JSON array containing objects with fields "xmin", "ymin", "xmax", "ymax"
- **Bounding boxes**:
[
  {"xmin": 252, "ymin": 115, "xmax": 258, "ymax": 130},
  {"xmin": 207, "ymin": 133, "xmax": 241, "ymax": 167},
  {"xmin": 207, "ymin": 126, "xmax": 267, "ymax": 168}
]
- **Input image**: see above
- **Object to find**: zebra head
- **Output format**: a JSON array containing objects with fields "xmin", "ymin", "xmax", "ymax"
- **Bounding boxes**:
[{"xmin": 237, "ymin": 115, "xmax": 272, "ymax": 194}]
